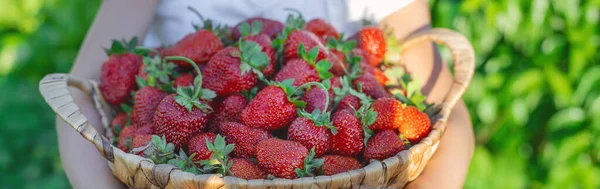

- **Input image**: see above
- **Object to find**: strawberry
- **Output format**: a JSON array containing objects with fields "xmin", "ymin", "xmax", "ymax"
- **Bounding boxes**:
[
  {"xmin": 300, "ymin": 86, "xmax": 329, "ymax": 113},
  {"xmin": 161, "ymin": 29, "xmax": 223, "ymax": 67},
  {"xmin": 351, "ymin": 27, "xmax": 386, "ymax": 66},
  {"xmin": 153, "ymin": 56, "xmax": 216, "ymax": 148},
  {"xmin": 353, "ymin": 73, "xmax": 391, "ymax": 99},
  {"xmin": 244, "ymin": 34, "xmax": 276, "ymax": 77},
  {"xmin": 370, "ymin": 97, "xmax": 404, "ymax": 131},
  {"xmin": 256, "ymin": 138, "xmax": 323, "ymax": 179},
  {"xmin": 240, "ymin": 80, "xmax": 301, "ymax": 131},
  {"xmin": 100, "ymin": 38, "xmax": 143, "ymax": 105},
  {"xmin": 206, "ymin": 94, "xmax": 248, "ymax": 132},
  {"xmin": 111, "ymin": 112, "xmax": 128, "ymax": 134},
  {"xmin": 228, "ymin": 158, "xmax": 267, "ymax": 180},
  {"xmin": 364, "ymin": 130, "xmax": 404, "ymax": 161},
  {"xmin": 132, "ymin": 86, "xmax": 167, "ymax": 126},
  {"xmin": 196, "ymin": 134, "xmax": 236, "ymax": 176},
  {"xmin": 135, "ymin": 124, "xmax": 154, "ymax": 135},
  {"xmin": 287, "ymin": 115, "xmax": 335, "ymax": 157},
  {"xmin": 275, "ymin": 43, "xmax": 333, "ymax": 86},
  {"xmin": 232, "ymin": 17, "xmax": 284, "ymax": 40},
  {"xmin": 304, "ymin": 18, "xmax": 339, "ymax": 41},
  {"xmin": 187, "ymin": 132, "xmax": 217, "ymax": 161},
  {"xmin": 131, "ymin": 134, "xmax": 152, "ymax": 155},
  {"xmin": 219, "ymin": 121, "xmax": 271, "ymax": 158},
  {"xmin": 117, "ymin": 126, "xmax": 136, "ymax": 152},
  {"xmin": 202, "ymin": 40, "xmax": 271, "ymax": 96},
  {"xmin": 320, "ymin": 155, "xmax": 362, "ymax": 176},
  {"xmin": 336, "ymin": 95, "xmax": 361, "ymax": 111},
  {"xmin": 329, "ymin": 110, "xmax": 364, "ymax": 156},
  {"xmin": 327, "ymin": 50, "xmax": 348, "ymax": 76},
  {"xmin": 173, "ymin": 73, "xmax": 194, "ymax": 88},
  {"xmin": 284, "ymin": 30, "xmax": 328, "ymax": 62},
  {"xmin": 398, "ymin": 106, "xmax": 431, "ymax": 143},
  {"xmin": 360, "ymin": 62, "xmax": 388, "ymax": 86}
]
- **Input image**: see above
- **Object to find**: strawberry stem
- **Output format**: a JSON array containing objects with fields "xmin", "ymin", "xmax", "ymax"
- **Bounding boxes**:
[
  {"xmin": 294, "ymin": 82, "xmax": 330, "ymax": 112},
  {"xmin": 164, "ymin": 56, "xmax": 203, "ymax": 99}
]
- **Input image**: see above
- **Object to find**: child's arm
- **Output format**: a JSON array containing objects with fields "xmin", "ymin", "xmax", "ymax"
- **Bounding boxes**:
[
  {"xmin": 56, "ymin": 0, "xmax": 158, "ymax": 188},
  {"xmin": 379, "ymin": 1, "xmax": 475, "ymax": 188}
]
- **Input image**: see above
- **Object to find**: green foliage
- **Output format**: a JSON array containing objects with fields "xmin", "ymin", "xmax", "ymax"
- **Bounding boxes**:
[{"xmin": 430, "ymin": 0, "xmax": 600, "ymax": 188}]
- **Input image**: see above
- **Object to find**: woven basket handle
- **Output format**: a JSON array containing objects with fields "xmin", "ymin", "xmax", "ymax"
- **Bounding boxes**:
[
  {"xmin": 400, "ymin": 28, "xmax": 475, "ymax": 124},
  {"xmin": 39, "ymin": 74, "xmax": 115, "ymax": 162}
]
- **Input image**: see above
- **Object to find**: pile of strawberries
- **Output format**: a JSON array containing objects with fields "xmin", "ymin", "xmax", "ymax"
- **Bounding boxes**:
[{"xmin": 101, "ymin": 11, "xmax": 432, "ymax": 180}]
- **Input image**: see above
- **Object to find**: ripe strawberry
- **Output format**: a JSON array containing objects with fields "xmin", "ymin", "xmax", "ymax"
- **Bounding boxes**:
[
  {"xmin": 351, "ymin": 27, "xmax": 386, "ymax": 66},
  {"xmin": 320, "ymin": 155, "xmax": 362, "ymax": 176},
  {"xmin": 300, "ymin": 87, "xmax": 329, "ymax": 113},
  {"xmin": 187, "ymin": 132, "xmax": 217, "ymax": 161},
  {"xmin": 131, "ymin": 134, "xmax": 152, "ymax": 155},
  {"xmin": 287, "ymin": 116, "xmax": 335, "ymax": 157},
  {"xmin": 202, "ymin": 40, "xmax": 271, "ymax": 96},
  {"xmin": 228, "ymin": 158, "xmax": 267, "ymax": 180},
  {"xmin": 284, "ymin": 30, "xmax": 328, "ymax": 61},
  {"xmin": 327, "ymin": 50, "xmax": 348, "ymax": 76},
  {"xmin": 220, "ymin": 121, "xmax": 271, "ymax": 158},
  {"xmin": 240, "ymin": 81, "xmax": 300, "ymax": 131},
  {"xmin": 135, "ymin": 124, "xmax": 154, "ymax": 135},
  {"xmin": 244, "ymin": 34, "xmax": 276, "ymax": 77},
  {"xmin": 232, "ymin": 17, "xmax": 284, "ymax": 40},
  {"xmin": 173, "ymin": 73, "xmax": 194, "ymax": 88},
  {"xmin": 161, "ymin": 29, "xmax": 223, "ymax": 67},
  {"xmin": 132, "ymin": 86, "xmax": 167, "ymax": 126},
  {"xmin": 153, "ymin": 57, "xmax": 216, "ymax": 148},
  {"xmin": 336, "ymin": 95, "xmax": 361, "ymax": 111},
  {"xmin": 398, "ymin": 106, "xmax": 431, "ymax": 143},
  {"xmin": 360, "ymin": 62, "xmax": 388, "ymax": 86},
  {"xmin": 370, "ymin": 97, "xmax": 404, "ymax": 131},
  {"xmin": 364, "ymin": 130, "xmax": 404, "ymax": 161},
  {"xmin": 353, "ymin": 73, "xmax": 391, "ymax": 99},
  {"xmin": 100, "ymin": 38, "xmax": 143, "ymax": 105},
  {"xmin": 304, "ymin": 18, "xmax": 339, "ymax": 41},
  {"xmin": 256, "ymin": 138, "xmax": 322, "ymax": 179},
  {"xmin": 275, "ymin": 43, "xmax": 333, "ymax": 86},
  {"xmin": 117, "ymin": 126, "xmax": 136, "ymax": 152},
  {"xmin": 111, "ymin": 112, "xmax": 128, "ymax": 134},
  {"xmin": 329, "ymin": 110, "xmax": 364, "ymax": 156},
  {"xmin": 206, "ymin": 94, "xmax": 248, "ymax": 132}
]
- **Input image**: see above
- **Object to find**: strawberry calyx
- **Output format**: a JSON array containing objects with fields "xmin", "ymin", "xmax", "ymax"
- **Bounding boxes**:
[
  {"xmin": 237, "ymin": 21, "xmax": 263, "ymax": 38},
  {"xmin": 132, "ymin": 135, "xmax": 176, "ymax": 164},
  {"xmin": 164, "ymin": 56, "xmax": 216, "ymax": 113},
  {"xmin": 198, "ymin": 134, "xmax": 235, "ymax": 176},
  {"xmin": 295, "ymin": 79, "xmax": 337, "ymax": 133},
  {"xmin": 392, "ymin": 73, "xmax": 431, "ymax": 111},
  {"xmin": 241, "ymin": 87, "xmax": 259, "ymax": 101},
  {"xmin": 294, "ymin": 147, "xmax": 324, "ymax": 177},
  {"xmin": 297, "ymin": 43, "xmax": 333, "ymax": 79},
  {"xmin": 345, "ymin": 55, "xmax": 364, "ymax": 81},
  {"xmin": 187, "ymin": 6, "xmax": 232, "ymax": 45},
  {"xmin": 104, "ymin": 37, "xmax": 139, "ymax": 56},
  {"xmin": 234, "ymin": 40, "xmax": 269, "ymax": 81},
  {"xmin": 136, "ymin": 55, "xmax": 177, "ymax": 93},
  {"xmin": 168, "ymin": 150, "xmax": 201, "ymax": 174},
  {"xmin": 272, "ymin": 79, "xmax": 307, "ymax": 108},
  {"xmin": 272, "ymin": 9, "xmax": 306, "ymax": 65},
  {"xmin": 327, "ymin": 34, "xmax": 355, "ymax": 55}
]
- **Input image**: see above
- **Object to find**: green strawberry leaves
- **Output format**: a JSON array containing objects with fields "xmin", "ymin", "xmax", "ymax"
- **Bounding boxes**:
[
  {"xmin": 199, "ymin": 134, "xmax": 235, "ymax": 176},
  {"xmin": 299, "ymin": 109, "xmax": 338, "ymax": 134},
  {"xmin": 104, "ymin": 37, "xmax": 138, "ymax": 56},
  {"xmin": 327, "ymin": 35, "xmax": 356, "ymax": 54},
  {"xmin": 238, "ymin": 41, "xmax": 269, "ymax": 78},
  {"xmin": 393, "ymin": 73, "xmax": 431, "ymax": 111},
  {"xmin": 188, "ymin": 6, "xmax": 233, "ymax": 45},
  {"xmin": 272, "ymin": 9, "xmax": 306, "ymax": 66},
  {"xmin": 137, "ymin": 55, "xmax": 177, "ymax": 93},
  {"xmin": 297, "ymin": 43, "xmax": 333, "ymax": 80},
  {"xmin": 165, "ymin": 56, "xmax": 216, "ymax": 113},
  {"xmin": 294, "ymin": 147, "xmax": 324, "ymax": 177},
  {"xmin": 131, "ymin": 135, "xmax": 176, "ymax": 164},
  {"xmin": 315, "ymin": 60, "xmax": 333, "ymax": 79},
  {"xmin": 238, "ymin": 21, "xmax": 263, "ymax": 37},
  {"xmin": 168, "ymin": 151, "xmax": 201, "ymax": 174}
]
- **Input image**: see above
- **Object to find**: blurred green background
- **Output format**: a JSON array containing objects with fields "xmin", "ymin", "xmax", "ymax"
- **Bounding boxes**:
[{"xmin": 0, "ymin": 0, "xmax": 598, "ymax": 188}]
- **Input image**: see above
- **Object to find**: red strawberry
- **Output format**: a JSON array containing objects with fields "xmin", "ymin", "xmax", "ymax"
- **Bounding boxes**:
[
  {"xmin": 398, "ymin": 106, "xmax": 431, "ymax": 142},
  {"xmin": 287, "ymin": 116, "xmax": 334, "ymax": 157},
  {"xmin": 173, "ymin": 73, "xmax": 194, "ymax": 88},
  {"xmin": 206, "ymin": 94, "xmax": 248, "ymax": 132},
  {"xmin": 353, "ymin": 73, "xmax": 391, "ymax": 99},
  {"xmin": 329, "ymin": 110, "xmax": 364, "ymax": 156},
  {"xmin": 275, "ymin": 59, "xmax": 321, "ymax": 87},
  {"xmin": 328, "ymin": 50, "xmax": 347, "ymax": 76},
  {"xmin": 284, "ymin": 30, "xmax": 328, "ymax": 61},
  {"xmin": 187, "ymin": 132, "xmax": 217, "ymax": 161},
  {"xmin": 240, "ymin": 84, "xmax": 298, "ymax": 131},
  {"xmin": 370, "ymin": 97, "xmax": 404, "ymax": 131},
  {"xmin": 321, "ymin": 155, "xmax": 362, "ymax": 176},
  {"xmin": 100, "ymin": 49, "xmax": 142, "ymax": 105},
  {"xmin": 351, "ymin": 27, "xmax": 386, "ymax": 66},
  {"xmin": 220, "ymin": 121, "xmax": 271, "ymax": 158},
  {"xmin": 336, "ymin": 95, "xmax": 361, "ymax": 111},
  {"xmin": 256, "ymin": 138, "xmax": 322, "ymax": 179},
  {"xmin": 162, "ymin": 30, "xmax": 223, "ymax": 67},
  {"xmin": 153, "ymin": 94, "xmax": 212, "ymax": 148},
  {"xmin": 135, "ymin": 124, "xmax": 154, "ymax": 135},
  {"xmin": 244, "ymin": 34, "xmax": 276, "ymax": 77},
  {"xmin": 300, "ymin": 87, "xmax": 329, "ymax": 113},
  {"xmin": 131, "ymin": 134, "xmax": 152, "ymax": 155},
  {"xmin": 202, "ymin": 40, "xmax": 271, "ymax": 96},
  {"xmin": 364, "ymin": 130, "xmax": 404, "ymax": 161},
  {"xmin": 360, "ymin": 62, "xmax": 388, "ymax": 86},
  {"xmin": 132, "ymin": 87, "xmax": 167, "ymax": 126},
  {"xmin": 304, "ymin": 18, "xmax": 339, "ymax": 41},
  {"xmin": 111, "ymin": 112, "xmax": 128, "ymax": 134},
  {"xmin": 228, "ymin": 158, "xmax": 267, "ymax": 180},
  {"xmin": 232, "ymin": 17, "xmax": 284, "ymax": 40},
  {"xmin": 117, "ymin": 126, "xmax": 136, "ymax": 152}
]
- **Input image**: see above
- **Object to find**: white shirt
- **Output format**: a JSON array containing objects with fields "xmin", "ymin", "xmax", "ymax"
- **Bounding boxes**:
[{"xmin": 144, "ymin": 0, "xmax": 415, "ymax": 47}]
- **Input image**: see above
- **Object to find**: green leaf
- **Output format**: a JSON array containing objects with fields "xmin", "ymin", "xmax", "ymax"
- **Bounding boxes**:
[
  {"xmin": 250, "ymin": 20, "xmax": 262, "ymax": 35},
  {"xmin": 200, "ymin": 89, "xmax": 217, "ymax": 100},
  {"xmin": 238, "ymin": 22, "xmax": 251, "ymax": 37},
  {"xmin": 308, "ymin": 46, "xmax": 319, "ymax": 62},
  {"xmin": 297, "ymin": 43, "xmax": 307, "ymax": 59},
  {"xmin": 240, "ymin": 63, "xmax": 252, "ymax": 74}
]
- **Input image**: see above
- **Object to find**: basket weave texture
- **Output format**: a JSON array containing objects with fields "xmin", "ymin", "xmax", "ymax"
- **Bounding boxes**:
[{"xmin": 39, "ymin": 28, "xmax": 474, "ymax": 189}]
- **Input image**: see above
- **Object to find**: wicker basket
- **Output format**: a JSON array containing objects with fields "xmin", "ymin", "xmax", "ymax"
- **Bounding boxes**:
[{"xmin": 39, "ymin": 28, "xmax": 474, "ymax": 189}]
